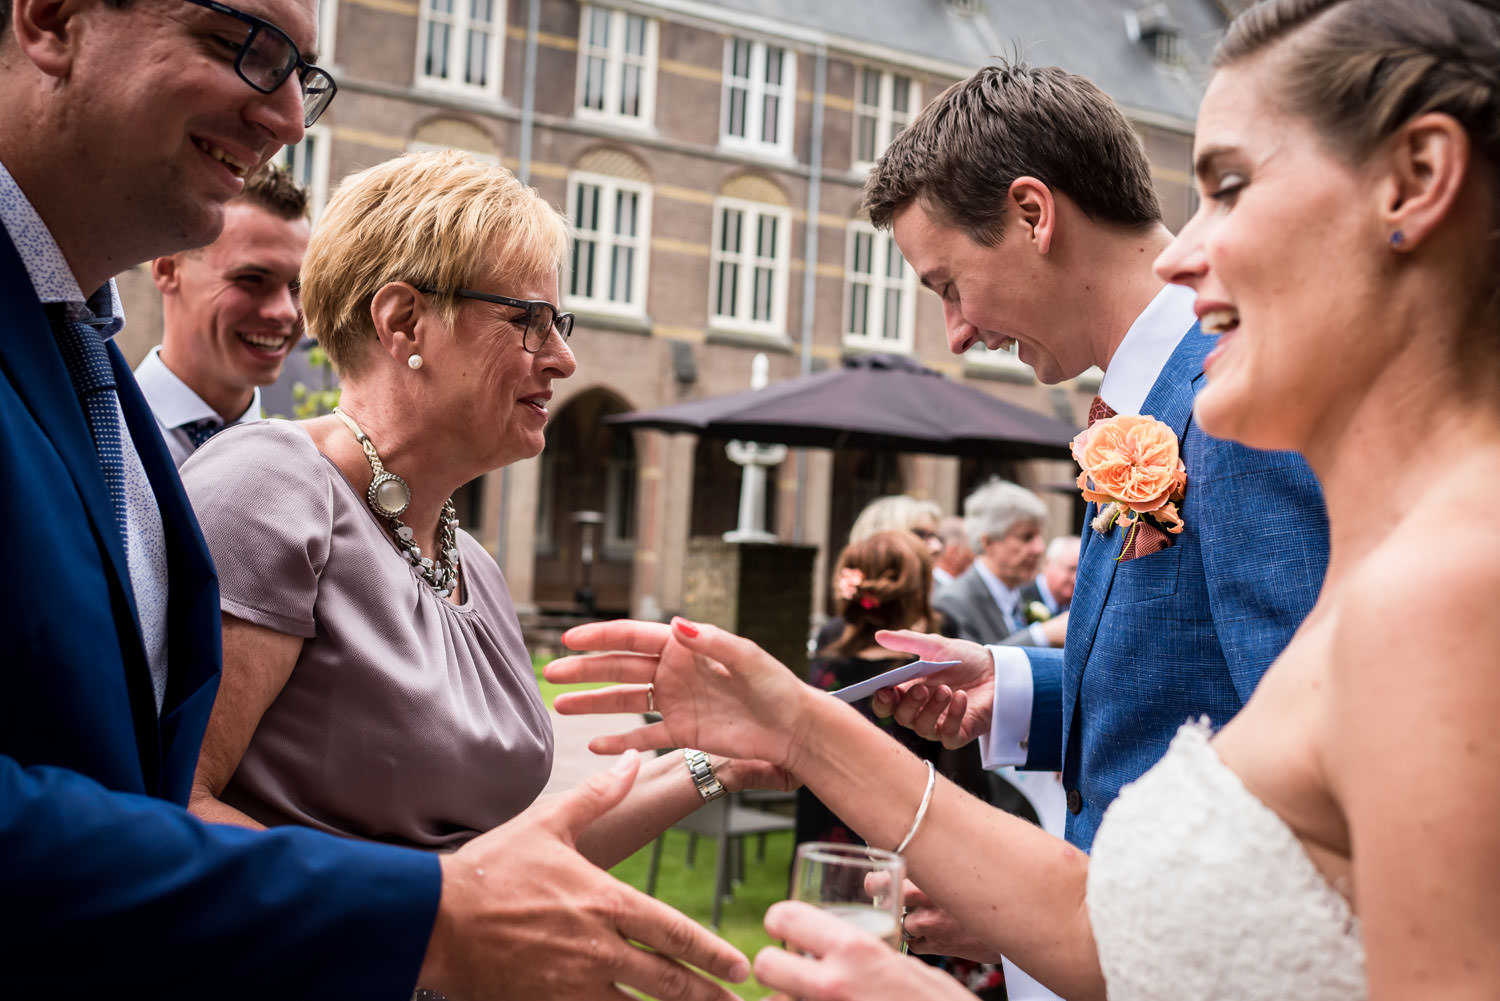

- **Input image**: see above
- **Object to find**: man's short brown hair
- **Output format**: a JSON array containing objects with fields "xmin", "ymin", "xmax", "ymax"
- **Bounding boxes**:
[
  {"xmin": 234, "ymin": 165, "xmax": 309, "ymax": 221},
  {"xmin": 864, "ymin": 61, "xmax": 1161, "ymax": 246}
]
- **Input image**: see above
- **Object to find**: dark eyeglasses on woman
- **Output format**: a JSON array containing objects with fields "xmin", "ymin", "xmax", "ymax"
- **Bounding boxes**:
[
  {"xmin": 184, "ymin": 0, "xmax": 338, "ymax": 128},
  {"xmin": 419, "ymin": 288, "xmax": 575, "ymax": 353}
]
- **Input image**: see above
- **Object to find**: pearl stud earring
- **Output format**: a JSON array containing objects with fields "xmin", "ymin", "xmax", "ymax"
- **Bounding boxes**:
[{"xmin": 408, "ymin": 354, "xmax": 424, "ymax": 370}]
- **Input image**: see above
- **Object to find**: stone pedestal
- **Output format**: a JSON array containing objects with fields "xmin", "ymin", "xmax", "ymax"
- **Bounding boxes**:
[{"xmin": 682, "ymin": 537, "xmax": 817, "ymax": 680}]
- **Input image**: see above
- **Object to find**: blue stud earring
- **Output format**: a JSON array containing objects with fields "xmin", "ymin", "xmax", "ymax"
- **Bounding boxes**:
[{"xmin": 1390, "ymin": 230, "xmax": 1405, "ymax": 247}]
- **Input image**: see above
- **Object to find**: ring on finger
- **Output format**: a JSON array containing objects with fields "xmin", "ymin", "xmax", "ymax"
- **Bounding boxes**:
[
  {"xmin": 646, "ymin": 682, "xmax": 656, "ymax": 714},
  {"xmin": 901, "ymin": 908, "xmax": 916, "ymax": 942}
]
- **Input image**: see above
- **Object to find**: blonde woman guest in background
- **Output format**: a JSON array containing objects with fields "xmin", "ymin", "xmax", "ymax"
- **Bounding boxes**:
[
  {"xmin": 548, "ymin": 1, "xmax": 1500, "ymax": 998},
  {"xmin": 181, "ymin": 151, "xmax": 777, "ymax": 999},
  {"xmin": 814, "ymin": 494, "xmax": 943, "ymax": 653},
  {"xmin": 847, "ymin": 493, "xmax": 944, "ymax": 550}
]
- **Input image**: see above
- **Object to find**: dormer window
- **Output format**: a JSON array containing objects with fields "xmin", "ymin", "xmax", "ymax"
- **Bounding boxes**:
[{"xmin": 1126, "ymin": 3, "xmax": 1182, "ymax": 66}]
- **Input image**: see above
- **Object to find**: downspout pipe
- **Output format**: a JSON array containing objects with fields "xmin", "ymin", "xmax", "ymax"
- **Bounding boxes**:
[{"xmin": 793, "ymin": 43, "xmax": 827, "ymax": 544}]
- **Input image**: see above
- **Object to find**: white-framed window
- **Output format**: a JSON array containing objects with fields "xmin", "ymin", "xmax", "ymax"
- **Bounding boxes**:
[
  {"xmin": 853, "ymin": 67, "xmax": 915, "ymax": 169},
  {"xmin": 843, "ymin": 222, "xmax": 915, "ymax": 351},
  {"xmin": 274, "ymin": 124, "xmax": 331, "ymax": 219},
  {"xmin": 576, "ymin": 6, "xmax": 657, "ymax": 127},
  {"xmin": 710, "ymin": 197, "xmax": 789, "ymax": 334},
  {"xmin": 567, "ymin": 172, "xmax": 652, "ymax": 316},
  {"xmin": 721, "ymin": 37, "xmax": 795, "ymax": 156},
  {"xmin": 417, "ymin": 0, "xmax": 503, "ymax": 97},
  {"xmin": 316, "ymin": 0, "xmax": 338, "ymax": 65}
]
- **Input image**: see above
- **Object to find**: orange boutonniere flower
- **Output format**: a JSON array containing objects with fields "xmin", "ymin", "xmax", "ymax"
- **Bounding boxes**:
[{"xmin": 1072, "ymin": 413, "xmax": 1187, "ymax": 540}]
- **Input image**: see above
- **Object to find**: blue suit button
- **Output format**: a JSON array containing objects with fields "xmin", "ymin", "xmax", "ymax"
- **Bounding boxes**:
[{"xmin": 1066, "ymin": 789, "xmax": 1083, "ymax": 814}]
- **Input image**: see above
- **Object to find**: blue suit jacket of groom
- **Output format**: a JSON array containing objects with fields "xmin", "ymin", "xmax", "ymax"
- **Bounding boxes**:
[
  {"xmin": 1021, "ymin": 324, "xmax": 1329, "ymax": 850},
  {"xmin": 0, "ymin": 230, "xmax": 441, "ymax": 998}
]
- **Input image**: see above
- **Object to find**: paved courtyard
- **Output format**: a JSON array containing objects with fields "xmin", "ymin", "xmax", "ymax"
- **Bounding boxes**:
[{"xmin": 541, "ymin": 710, "xmax": 634, "ymax": 796}]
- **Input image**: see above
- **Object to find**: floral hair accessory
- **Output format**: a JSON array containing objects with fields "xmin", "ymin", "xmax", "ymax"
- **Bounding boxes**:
[
  {"xmin": 1072, "ymin": 413, "xmax": 1186, "ymax": 547},
  {"xmin": 836, "ymin": 567, "xmax": 864, "ymax": 602}
]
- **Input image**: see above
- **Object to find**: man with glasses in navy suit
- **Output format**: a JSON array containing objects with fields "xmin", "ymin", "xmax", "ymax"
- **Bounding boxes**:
[{"xmin": 0, "ymin": 1, "xmax": 745, "ymax": 998}]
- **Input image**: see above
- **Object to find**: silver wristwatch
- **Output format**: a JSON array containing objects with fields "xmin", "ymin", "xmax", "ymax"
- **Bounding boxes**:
[{"xmin": 684, "ymin": 748, "xmax": 726, "ymax": 802}]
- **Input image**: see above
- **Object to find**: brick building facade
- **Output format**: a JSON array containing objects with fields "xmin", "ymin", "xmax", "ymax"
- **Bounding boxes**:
[{"xmin": 114, "ymin": 0, "xmax": 1227, "ymax": 628}]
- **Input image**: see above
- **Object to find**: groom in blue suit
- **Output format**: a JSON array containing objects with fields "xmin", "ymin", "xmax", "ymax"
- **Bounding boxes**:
[
  {"xmin": 0, "ymin": 0, "xmax": 741, "ymax": 997},
  {"xmin": 866, "ymin": 61, "xmax": 1329, "ymax": 851}
]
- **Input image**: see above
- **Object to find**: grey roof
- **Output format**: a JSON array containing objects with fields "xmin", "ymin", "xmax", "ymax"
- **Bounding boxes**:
[{"xmin": 679, "ymin": 0, "xmax": 1228, "ymax": 126}]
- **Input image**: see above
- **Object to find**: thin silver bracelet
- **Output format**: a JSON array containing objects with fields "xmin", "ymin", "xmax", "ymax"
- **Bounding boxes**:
[{"xmin": 894, "ymin": 760, "xmax": 937, "ymax": 853}]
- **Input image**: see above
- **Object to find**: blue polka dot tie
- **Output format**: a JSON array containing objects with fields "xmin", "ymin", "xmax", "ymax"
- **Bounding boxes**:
[
  {"xmin": 46, "ymin": 305, "xmax": 129, "ymax": 549},
  {"xmin": 181, "ymin": 417, "xmax": 224, "ymax": 449}
]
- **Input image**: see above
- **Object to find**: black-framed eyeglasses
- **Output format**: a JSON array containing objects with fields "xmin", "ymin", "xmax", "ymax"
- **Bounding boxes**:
[
  {"xmin": 421, "ymin": 287, "xmax": 575, "ymax": 353},
  {"xmin": 183, "ymin": 0, "xmax": 338, "ymax": 128}
]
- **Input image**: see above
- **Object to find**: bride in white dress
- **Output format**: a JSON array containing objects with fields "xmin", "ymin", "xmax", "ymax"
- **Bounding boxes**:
[{"xmin": 545, "ymin": 2, "xmax": 1500, "ymax": 998}]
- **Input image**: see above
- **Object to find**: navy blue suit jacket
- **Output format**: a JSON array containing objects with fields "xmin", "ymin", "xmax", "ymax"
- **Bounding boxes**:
[
  {"xmin": 0, "ymin": 232, "xmax": 440, "ymax": 997},
  {"xmin": 1021, "ymin": 325, "xmax": 1329, "ymax": 849}
]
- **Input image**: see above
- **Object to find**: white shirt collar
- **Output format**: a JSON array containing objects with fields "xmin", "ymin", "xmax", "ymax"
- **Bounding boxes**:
[
  {"xmin": 134, "ymin": 345, "xmax": 262, "ymax": 428},
  {"xmin": 974, "ymin": 559, "xmax": 1023, "ymax": 619},
  {"xmin": 1096, "ymin": 282, "xmax": 1197, "ymax": 417},
  {"xmin": 0, "ymin": 159, "xmax": 124, "ymax": 334}
]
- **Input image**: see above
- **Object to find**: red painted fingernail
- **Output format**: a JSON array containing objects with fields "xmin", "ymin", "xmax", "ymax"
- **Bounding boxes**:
[{"xmin": 673, "ymin": 617, "xmax": 700, "ymax": 638}]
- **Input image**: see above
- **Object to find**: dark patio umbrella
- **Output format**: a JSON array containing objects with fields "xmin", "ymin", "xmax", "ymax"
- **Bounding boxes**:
[{"xmin": 605, "ymin": 353, "xmax": 1080, "ymax": 459}]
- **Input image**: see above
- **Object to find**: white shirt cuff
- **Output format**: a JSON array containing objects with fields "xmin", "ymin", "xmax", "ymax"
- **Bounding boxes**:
[{"xmin": 977, "ymin": 645, "xmax": 1035, "ymax": 769}]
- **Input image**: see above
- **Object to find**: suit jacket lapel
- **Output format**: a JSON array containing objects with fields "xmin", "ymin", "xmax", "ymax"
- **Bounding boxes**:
[
  {"xmin": 1062, "ymin": 324, "xmax": 1211, "ymax": 747},
  {"xmin": 0, "ymin": 235, "xmax": 137, "ymax": 612},
  {"xmin": 967, "ymin": 569, "xmax": 1015, "ymax": 642},
  {"xmin": 114, "ymin": 348, "xmax": 219, "ymax": 706}
]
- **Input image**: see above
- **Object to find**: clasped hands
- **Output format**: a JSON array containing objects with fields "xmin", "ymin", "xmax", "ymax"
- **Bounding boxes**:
[
  {"xmin": 545, "ymin": 617, "xmax": 1009, "ymax": 999},
  {"xmin": 419, "ymin": 750, "xmax": 750, "ymax": 1001}
]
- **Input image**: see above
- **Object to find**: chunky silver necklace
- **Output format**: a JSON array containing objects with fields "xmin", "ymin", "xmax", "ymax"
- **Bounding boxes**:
[{"xmin": 334, "ymin": 408, "xmax": 460, "ymax": 598}]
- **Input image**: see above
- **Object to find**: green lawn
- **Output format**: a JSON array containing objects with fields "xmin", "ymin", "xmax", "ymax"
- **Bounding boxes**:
[
  {"xmin": 611, "ymin": 829, "xmax": 793, "ymax": 1000},
  {"xmin": 533, "ymin": 649, "xmax": 611, "ymax": 709},
  {"xmin": 535, "ymin": 653, "xmax": 791, "ymax": 999}
]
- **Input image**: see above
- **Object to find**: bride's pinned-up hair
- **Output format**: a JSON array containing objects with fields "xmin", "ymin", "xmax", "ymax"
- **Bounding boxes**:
[{"xmin": 1216, "ymin": 0, "xmax": 1500, "ymax": 329}]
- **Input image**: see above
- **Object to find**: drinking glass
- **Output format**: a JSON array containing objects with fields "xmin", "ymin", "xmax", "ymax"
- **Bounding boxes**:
[{"xmin": 789, "ymin": 841, "xmax": 907, "ymax": 949}]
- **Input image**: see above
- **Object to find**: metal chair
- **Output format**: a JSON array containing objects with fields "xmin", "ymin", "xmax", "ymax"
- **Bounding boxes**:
[{"xmin": 644, "ymin": 788, "xmax": 795, "ymax": 930}]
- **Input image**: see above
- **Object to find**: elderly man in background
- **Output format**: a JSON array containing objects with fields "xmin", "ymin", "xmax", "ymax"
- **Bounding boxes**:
[
  {"xmin": 0, "ymin": 0, "xmax": 746, "ymax": 997},
  {"xmin": 137, "ymin": 166, "xmax": 308, "ymax": 465},
  {"xmin": 934, "ymin": 479, "xmax": 1049, "ymax": 646}
]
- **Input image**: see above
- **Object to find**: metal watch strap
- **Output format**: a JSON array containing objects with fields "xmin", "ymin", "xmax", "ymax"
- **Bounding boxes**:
[{"xmin": 684, "ymin": 748, "xmax": 726, "ymax": 802}]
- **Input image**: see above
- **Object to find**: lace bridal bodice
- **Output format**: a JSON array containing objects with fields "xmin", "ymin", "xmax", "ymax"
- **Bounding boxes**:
[{"xmin": 1086, "ymin": 724, "xmax": 1366, "ymax": 1001}]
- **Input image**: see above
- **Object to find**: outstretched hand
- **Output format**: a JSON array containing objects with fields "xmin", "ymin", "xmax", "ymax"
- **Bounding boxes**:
[
  {"xmin": 869, "ymin": 630, "xmax": 997, "ymax": 748},
  {"xmin": 754, "ymin": 901, "xmax": 978, "ymax": 1001},
  {"xmin": 546, "ymin": 617, "xmax": 818, "ymax": 772},
  {"xmin": 421, "ymin": 751, "xmax": 749, "ymax": 1001}
]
